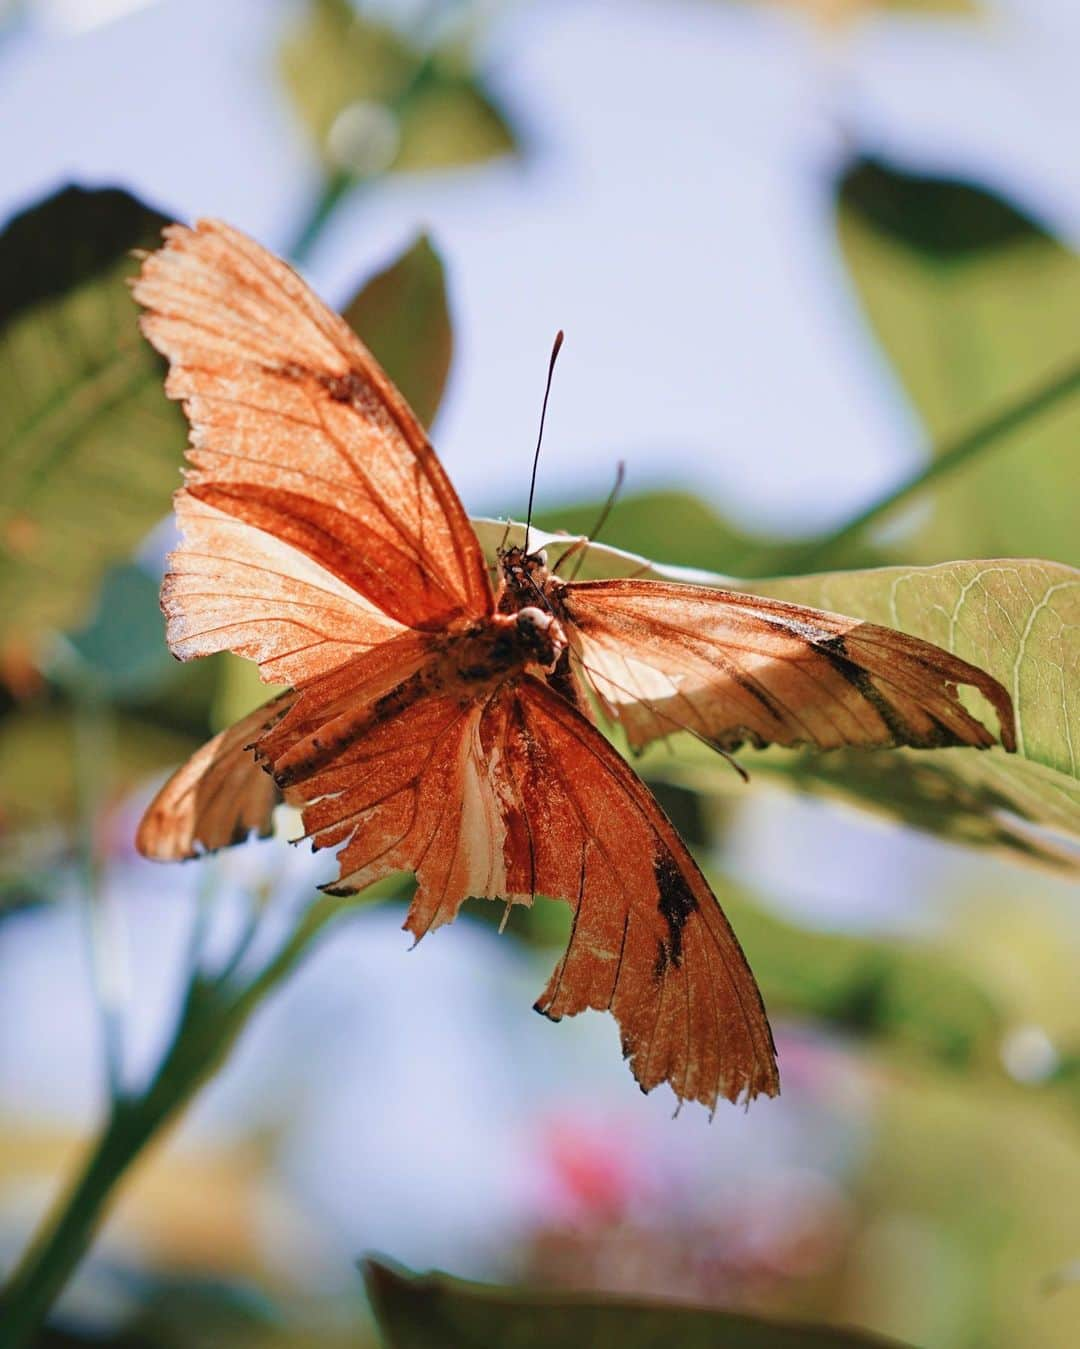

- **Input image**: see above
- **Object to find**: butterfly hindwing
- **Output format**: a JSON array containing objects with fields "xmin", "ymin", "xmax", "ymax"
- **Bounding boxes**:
[
  {"xmin": 136, "ymin": 693, "xmax": 294, "ymax": 861},
  {"xmin": 263, "ymin": 664, "xmax": 778, "ymax": 1111}
]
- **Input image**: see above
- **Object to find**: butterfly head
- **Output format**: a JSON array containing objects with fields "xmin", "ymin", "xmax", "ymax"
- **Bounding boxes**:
[{"xmin": 496, "ymin": 544, "xmax": 563, "ymax": 614}]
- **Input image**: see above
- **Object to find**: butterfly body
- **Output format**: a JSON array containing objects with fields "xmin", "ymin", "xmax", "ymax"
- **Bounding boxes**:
[{"xmin": 133, "ymin": 219, "xmax": 1015, "ymax": 1111}]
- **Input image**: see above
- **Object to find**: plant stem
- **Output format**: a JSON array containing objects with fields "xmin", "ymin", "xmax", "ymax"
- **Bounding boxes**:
[
  {"xmin": 287, "ymin": 169, "xmax": 355, "ymax": 266},
  {"xmin": 73, "ymin": 688, "xmax": 126, "ymax": 1102},
  {"xmin": 0, "ymin": 894, "xmax": 358, "ymax": 1347},
  {"xmin": 789, "ymin": 360, "xmax": 1080, "ymax": 572}
]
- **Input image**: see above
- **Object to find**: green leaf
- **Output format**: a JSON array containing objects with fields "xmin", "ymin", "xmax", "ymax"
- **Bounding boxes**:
[
  {"xmin": 835, "ymin": 156, "xmax": 1080, "ymax": 566},
  {"xmin": 476, "ymin": 520, "xmax": 1079, "ymax": 868},
  {"xmin": 342, "ymin": 234, "xmax": 452, "ymax": 430},
  {"xmin": 279, "ymin": 0, "xmax": 515, "ymax": 179},
  {"xmin": 751, "ymin": 560, "xmax": 1079, "ymax": 858},
  {"xmin": 0, "ymin": 185, "xmax": 183, "ymax": 662},
  {"xmin": 363, "ymin": 1257, "xmax": 911, "ymax": 1348}
]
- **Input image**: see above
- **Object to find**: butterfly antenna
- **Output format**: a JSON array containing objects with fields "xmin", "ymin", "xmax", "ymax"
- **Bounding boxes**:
[
  {"xmin": 566, "ymin": 459, "xmax": 626, "ymax": 582},
  {"xmin": 524, "ymin": 329, "xmax": 564, "ymax": 553}
]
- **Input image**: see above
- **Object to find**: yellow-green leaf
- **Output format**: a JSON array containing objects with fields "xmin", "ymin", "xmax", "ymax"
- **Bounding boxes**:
[
  {"xmin": 835, "ymin": 156, "xmax": 1080, "ymax": 566},
  {"xmin": 0, "ymin": 185, "xmax": 183, "ymax": 661}
]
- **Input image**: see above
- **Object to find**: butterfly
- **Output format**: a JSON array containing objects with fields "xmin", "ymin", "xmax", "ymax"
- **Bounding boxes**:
[{"xmin": 133, "ymin": 222, "xmax": 1016, "ymax": 1112}]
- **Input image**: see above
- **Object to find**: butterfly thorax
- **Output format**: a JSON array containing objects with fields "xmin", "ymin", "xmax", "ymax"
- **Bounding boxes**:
[{"xmin": 446, "ymin": 606, "xmax": 567, "ymax": 684}]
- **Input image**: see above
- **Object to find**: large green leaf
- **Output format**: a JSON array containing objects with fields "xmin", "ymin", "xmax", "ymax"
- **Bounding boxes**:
[
  {"xmin": 363, "ymin": 1257, "xmax": 910, "ymax": 1348},
  {"xmin": 279, "ymin": 0, "xmax": 515, "ymax": 180},
  {"xmin": 835, "ymin": 156, "xmax": 1080, "ymax": 566},
  {"xmin": 476, "ymin": 521, "xmax": 1079, "ymax": 868},
  {"xmin": 342, "ymin": 234, "xmax": 452, "ymax": 430},
  {"xmin": 0, "ymin": 185, "xmax": 183, "ymax": 661}
]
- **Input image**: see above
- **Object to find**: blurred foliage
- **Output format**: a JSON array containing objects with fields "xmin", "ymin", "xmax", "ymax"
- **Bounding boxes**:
[
  {"xmin": 0, "ymin": 186, "xmax": 184, "ymax": 664},
  {"xmin": 843, "ymin": 1062, "xmax": 1080, "ymax": 1348},
  {"xmin": 280, "ymin": 0, "xmax": 515, "ymax": 181},
  {"xmin": 363, "ymin": 1256, "xmax": 910, "ymax": 1348},
  {"xmin": 719, "ymin": 886, "xmax": 1005, "ymax": 1073},
  {"xmin": 531, "ymin": 488, "xmax": 817, "ymax": 580},
  {"xmin": 343, "ymin": 233, "xmax": 452, "ymax": 431},
  {"xmin": 835, "ymin": 156, "xmax": 1080, "ymax": 567},
  {"xmin": 479, "ymin": 521, "xmax": 1080, "ymax": 871}
]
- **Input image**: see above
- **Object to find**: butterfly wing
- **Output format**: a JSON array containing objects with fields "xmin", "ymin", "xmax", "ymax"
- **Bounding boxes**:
[
  {"xmin": 134, "ymin": 220, "xmax": 492, "ymax": 685},
  {"xmin": 136, "ymin": 693, "xmax": 294, "ymax": 860},
  {"xmin": 266, "ymin": 664, "xmax": 777, "ymax": 1110},
  {"xmin": 559, "ymin": 579, "xmax": 1016, "ymax": 756}
]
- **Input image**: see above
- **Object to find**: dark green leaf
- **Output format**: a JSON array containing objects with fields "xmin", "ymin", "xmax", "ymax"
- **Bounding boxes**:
[
  {"xmin": 363, "ymin": 1257, "xmax": 910, "ymax": 1348},
  {"xmin": 835, "ymin": 155, "xmax": 1080, "ymax": 566},
  {"xmin": 343, "ymin": 235, "xmax": 452, "ymax": 429},
  {"xmin": 0, "ymin": 185, "xmax": 183, "ymax": 660}
]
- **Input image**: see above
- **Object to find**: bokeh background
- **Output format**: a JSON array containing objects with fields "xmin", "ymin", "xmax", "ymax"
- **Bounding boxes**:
[{"xmin": 1, "ymin": 1, "xmax": 1079, "ymax": 1346}]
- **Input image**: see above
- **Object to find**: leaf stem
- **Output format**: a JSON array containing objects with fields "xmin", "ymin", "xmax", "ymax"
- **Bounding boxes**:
[
  {"xmin": 790, "ymin": 360, "xmax": 1080, "ymax": 571},
  {"xmin": 287, "ymin": 169, "xmax": 355, "ymax": 266}
]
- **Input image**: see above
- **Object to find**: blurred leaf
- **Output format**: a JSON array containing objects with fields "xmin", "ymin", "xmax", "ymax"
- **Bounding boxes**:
[
  {"xmin": 56, "ymin": 562, "xmax": 177, "ymax": 700},
  {"xmin": 835, "ymin": 156, "xmax": 1080, "ymax": 566},
  {"xmin": 279, "ymin": 0, "xmax": 515, "ymax": 179},
  {"xmin": 0, "ymin": 185, "xmax": 182, "ymax": 663},
  {"xmin": 363, "ymin": 1257, "xmax": 910, "ymax": 1348},
  {"xmin": 529, "ymin": 488, "xmax": 810, "ymax": 578},
  {"xmin": 0, "ymin": 706, "xmax": 197, "ymax": 833},
  {"xmin": 343, "ymin": 234, "xmax": 452, "ymax": 429},
  {"xmin": 478, "ymin": 521, "xmax": 1079, "ymax": 867}
]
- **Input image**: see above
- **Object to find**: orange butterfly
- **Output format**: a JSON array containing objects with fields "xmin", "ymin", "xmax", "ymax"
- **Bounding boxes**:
[{"xmin": 134, "ymin": 222, "xmax": 1015, "ymax": 1112}]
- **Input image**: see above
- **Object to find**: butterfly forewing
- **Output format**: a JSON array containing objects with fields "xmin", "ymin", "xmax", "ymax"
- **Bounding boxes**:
[
  {"xmin": 559, "ymin": 579, "xmax": 1016, "ymax": 756},
  {"xmin": 134, "ymin": 220, "xmax": 492, "ymax": 643}
]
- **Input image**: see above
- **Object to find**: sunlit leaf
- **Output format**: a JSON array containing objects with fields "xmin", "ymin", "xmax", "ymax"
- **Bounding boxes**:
[
  {"xmin": 363, "ymin": 1256, "xmax": 911, "ymax": 1348},
  {"xmin": 343, "ymin": 234, "xmax": 452, "ymax": 430},
  {"xmin": 835, "ymin": 156, "xmax": 1080, "ymax": 566},
  {"xmin": 477, "ymin": 521, "xmax": 1079, "ymax": 867},
  {"xmin": 0, "ymin": 185, "xmax": 182, "ymax": 662},
  {"xmin": 751, "ymin": 560, "xmax": 1079, "ymax": 862},
  {"xmin": 279, "ymin": 0, "xmax": 515, "ymax": 179}
]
